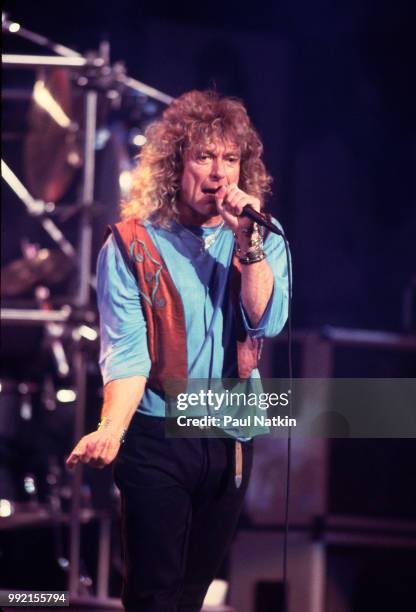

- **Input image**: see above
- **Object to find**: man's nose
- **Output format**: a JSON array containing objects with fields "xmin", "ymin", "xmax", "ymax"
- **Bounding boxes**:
[{"xmin": 210, "ymin": 158, "xmax": 225, "ymax": 179}]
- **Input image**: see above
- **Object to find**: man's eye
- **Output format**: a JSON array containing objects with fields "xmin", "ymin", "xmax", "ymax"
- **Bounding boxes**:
[
  {"xmin": 197, "ymin": 154, "xmax": 210, "ymax": 161},
  {"xmin": 226, "ymin": 157, "xmax": 239, "ymax": 163}
]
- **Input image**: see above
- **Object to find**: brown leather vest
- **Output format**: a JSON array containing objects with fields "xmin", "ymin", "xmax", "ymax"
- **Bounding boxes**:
[{"xmin": 107, "ymin": 219, "xmax": 259, "ymax": 394}]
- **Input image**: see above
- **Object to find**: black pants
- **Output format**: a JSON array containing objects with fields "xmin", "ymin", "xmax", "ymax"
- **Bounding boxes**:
[{"xmin": 113, "ymin": 413, "xmax": 253, "ymax": 612}]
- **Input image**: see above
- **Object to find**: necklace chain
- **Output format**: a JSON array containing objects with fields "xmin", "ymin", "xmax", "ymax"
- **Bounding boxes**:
[{"xmin": 181, "ymin": 221, "xmax": 225, "ymax": 252}]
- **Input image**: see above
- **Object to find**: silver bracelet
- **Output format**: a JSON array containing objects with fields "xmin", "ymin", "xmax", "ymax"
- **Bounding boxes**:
[
  {"xmin": 234, "ymin": 229, "xmax": 265, "ymax": 263},
  {"xmin": 238, "ymin": 249, "xmax": 266, "ymax": 265}
]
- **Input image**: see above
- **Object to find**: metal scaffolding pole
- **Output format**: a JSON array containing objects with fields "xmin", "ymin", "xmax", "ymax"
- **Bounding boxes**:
[{"xmin": 68, "ymin": 88, "xmax": 98, "ymax": 599}]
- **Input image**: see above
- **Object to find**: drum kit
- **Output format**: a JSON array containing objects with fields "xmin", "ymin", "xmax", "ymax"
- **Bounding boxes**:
[{"xmin": 1, "ymin": 12, "xmax": 173, "ymax": 603}]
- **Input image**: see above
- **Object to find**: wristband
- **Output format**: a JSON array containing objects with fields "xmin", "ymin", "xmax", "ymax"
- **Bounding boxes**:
[
  {"xmin": 234, "ymin": 230, "xmax": 265, "ymax": 263},
  {"xmin": 238, "ymin": 250, "xmax": 266, "ymax": 265}
]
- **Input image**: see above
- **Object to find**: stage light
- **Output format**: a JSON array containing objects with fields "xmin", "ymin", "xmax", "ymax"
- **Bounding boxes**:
[
  {"xmin": 67, "ymin": 150, "xmax": 82, "ymax": 167},
  {"xmin": 0, "ymin": 499, "xmax": 13, "ymax": 518},
  {"xmin": 204, "ymin": 579, "xmax": 228, "ymax": 606},
  {"xmin": 9, "ymin": 22, "xmax": 20, "ymax": 33},
  {"xmin": 96, "ymin": 127, "xmax": 111, "ymax": 150},
  {"xmin": 24, "ymin": 475, "xmax": 36, "ymax": 495},
  {"xmin": 56, "ymin": 389, "xmax": 76, "ymax": 403},
  {"xmin": 20, "ymin": 398, "xmax": 32, "ymax": 420},
  {"xmin": 119, "ymin": 169, "xmax": 133, "ymax": 196},
  {"xmin": 79, "ymin": 324, "xmax": 98, "ymax": 341},
  {"xmin": 58, "ymin": 558, "xmax": 69, "ymax": 569},
  {"xmin": 132, "ymin": 134, "xmax": 147, "ymax": 147}
]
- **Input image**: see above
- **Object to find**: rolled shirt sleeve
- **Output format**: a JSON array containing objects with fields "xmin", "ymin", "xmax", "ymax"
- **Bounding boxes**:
[
  {"xmin": 240, "ymin": 220, "xmax": 290, "ymax": 339},
  {"xmin": 97, "ymin": 235, "xmax": 151, "ymax": 385}
]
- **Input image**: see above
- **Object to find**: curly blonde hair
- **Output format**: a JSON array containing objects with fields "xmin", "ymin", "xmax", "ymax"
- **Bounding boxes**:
[{"xmin": 121, "ymin": 90, "xmax": 272, "ymax": 226}]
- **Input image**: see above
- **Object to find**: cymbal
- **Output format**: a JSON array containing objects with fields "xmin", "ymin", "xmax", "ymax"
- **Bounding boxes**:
[
  {"xmin": 1, "ymin": 249, "xmax": 73, "ymax": 296},
  {"xmin": 23, "ymin": 68, "xmax": 83, "ymax": 203}
]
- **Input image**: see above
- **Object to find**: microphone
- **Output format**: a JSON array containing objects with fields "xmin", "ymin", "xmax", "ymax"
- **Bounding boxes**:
[{"xmin": 240, "ymin": 205, "xmax": 284, "ymax": 236}]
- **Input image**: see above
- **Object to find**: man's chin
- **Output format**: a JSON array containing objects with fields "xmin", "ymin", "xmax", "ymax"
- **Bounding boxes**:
[
  {"xmin": 179, "ymin": 200, "xmax": 222, "ymax": 225},
  {"xmin": 201, "ymin": 199, "xmax": 218, "ymax": 212},
  {"xmin": 198, "ymin": 200, "xmax": 222, "ymax": 219}
]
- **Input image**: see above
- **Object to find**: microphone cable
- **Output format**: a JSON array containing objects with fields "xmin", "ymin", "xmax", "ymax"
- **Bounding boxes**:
[
  {"xmin": 280, "ymin": 231, "xmax": 293, "ymax": 612},
  {"xmin": 240, "ymin": 205, "xmax": 294, "ymax": 610}
]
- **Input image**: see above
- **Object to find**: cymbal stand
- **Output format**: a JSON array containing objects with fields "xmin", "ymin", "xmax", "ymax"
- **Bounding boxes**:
[
  {"xmin": 2, "ymin": 13, "xmax": 82, "ymax": 58},
  {"xmin": 1, "ymin": 160, "xmax": 76, "ymax": 259}
]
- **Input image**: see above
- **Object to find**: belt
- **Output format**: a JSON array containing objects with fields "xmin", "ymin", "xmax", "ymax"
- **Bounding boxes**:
[{"xmin": 235, "ymin": 440, "xmax": 243, "ymax": 489}]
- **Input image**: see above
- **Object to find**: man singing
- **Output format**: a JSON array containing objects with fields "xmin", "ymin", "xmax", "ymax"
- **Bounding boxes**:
[{"xmin": 67, "ymin": 90, "xmax": 289, "ymax": 611}]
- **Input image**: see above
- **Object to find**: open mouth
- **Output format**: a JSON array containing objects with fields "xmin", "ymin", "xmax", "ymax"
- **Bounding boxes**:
[{"xmin": 201, "ymin": 186, "xmax": 221, "ymax": 195}]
